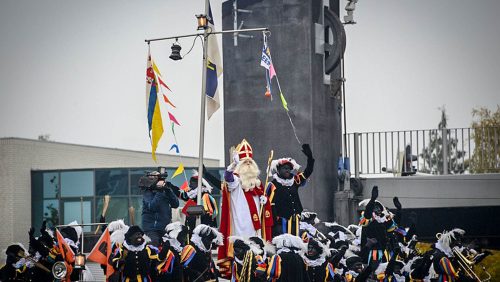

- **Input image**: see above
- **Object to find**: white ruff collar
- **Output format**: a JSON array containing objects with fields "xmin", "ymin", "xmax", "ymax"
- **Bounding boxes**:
[
  {"xmin": 303, "ymin": 255, "xmax": 326, "ymax": 267},
  {"xmin": 272, "ymin": 174, "xmax": 294, "ymax": 186},
  {"xmin": 187, "ymin": 187, "xmax": 212, "ymax": 199},
  {"xmin": 123, "ymin": 241, "xmax": 146, "ymax": 252}
]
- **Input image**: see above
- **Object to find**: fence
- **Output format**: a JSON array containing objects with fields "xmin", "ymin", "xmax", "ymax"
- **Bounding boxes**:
[{"xmin": 345, "ymin": 127, "xmax": 500, "ymax": 177}]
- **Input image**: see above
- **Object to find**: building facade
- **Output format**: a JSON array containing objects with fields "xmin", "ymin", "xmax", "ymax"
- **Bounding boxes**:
[{"xmin": 0, "ymin": 137, "xmax": 220, "ymax": 252}]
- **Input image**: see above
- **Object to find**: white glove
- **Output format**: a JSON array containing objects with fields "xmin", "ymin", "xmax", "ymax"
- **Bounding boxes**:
[
  {"xmin": 226, "ymin": 152, "xmax": 240, "ymax": 172},
  {"xmin": 226, "ymin": 162, "xmax": 237, "ymax": 172},
  {"xmin": 260, "ymin": 195, "xmax": 268, "ymax": 205},
  {"xmin": 232, "ymin": 151, "xmax": 240, "ymax": 164}
]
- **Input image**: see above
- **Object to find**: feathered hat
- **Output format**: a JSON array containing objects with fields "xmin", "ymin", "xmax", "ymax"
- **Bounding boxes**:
[
  {"xmin": 270, "ymin": 158, "xmax": 301, "ymax": 175},
  {"xmin": 192, "ymin": 224, "xmax": 223, "ymax": 246},
  {"xmin": 190, "ymin": 169, "xmax": 213, "ymax": 193},
  {"xmin": 272, "ymin": 234, "xmax": 307, "ymax": 252},
  {"xmin": 165, "ymin": 222, "xmax": 188, "ymax": 240},
  {"xmin": 229, "ymin": 236, "xmax": 263, "ymax": 255}
]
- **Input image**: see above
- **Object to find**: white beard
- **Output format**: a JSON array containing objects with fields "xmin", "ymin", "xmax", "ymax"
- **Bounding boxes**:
[{"xmin": 235, "ymin": 159, "xmax": 261, "ymax": 191}]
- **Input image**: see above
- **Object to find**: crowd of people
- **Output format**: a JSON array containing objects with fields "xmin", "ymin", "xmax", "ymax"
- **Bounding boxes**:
[{"xmin": 1, "ymin": 139, "xmax": 492, "ymax": 281}]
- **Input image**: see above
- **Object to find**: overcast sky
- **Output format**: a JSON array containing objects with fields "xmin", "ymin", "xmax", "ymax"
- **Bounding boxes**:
[{"xmin": 1, "ymin": 0, "xmax": 498, "ymax": 165}]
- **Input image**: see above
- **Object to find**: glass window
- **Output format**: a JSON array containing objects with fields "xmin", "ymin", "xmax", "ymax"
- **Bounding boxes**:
[
  {"xmin": 95, "ymin": 169, "xmax": 129, "ymax": 196},
  {"xmin": 130, "ymin": 168, "xmax": 154, "ymax": 195},
  {"xmin": 95, "ymin": 196, "xmax": 129, "ymax": 224},
  {"xmin": 61, "ymin": 171, "xmax": 94, "ymax": 197},
  {"xmin": 43, "ymin": 199, "xmax": 60, "ymax": 229},
  {"xmin": 43, "ymin": 172, "xmax": 59, "ymax": 198},
  {"xmin": 129, "ymin": 197, "xmax": 143, "ymax": 227},
  {"xmin": 63, "ymin": 200, "xmax": 92, "ymax": 232}
]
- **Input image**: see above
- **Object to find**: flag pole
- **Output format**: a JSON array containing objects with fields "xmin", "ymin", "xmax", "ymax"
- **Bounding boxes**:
[{"xmin": 196, "ymin": 0, "xmax": 210, "ymax": 213}]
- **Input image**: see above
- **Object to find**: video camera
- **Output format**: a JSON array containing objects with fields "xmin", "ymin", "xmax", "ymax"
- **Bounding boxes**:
[{"xmin": 138, "ymin": 167, "xmax": 171, "ymax": 191}]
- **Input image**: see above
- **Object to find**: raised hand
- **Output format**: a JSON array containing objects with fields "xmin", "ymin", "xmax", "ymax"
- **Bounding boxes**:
[
  {"xmin": 301, "ymin": 144, "xmax": 313, "ymax": 159},
  {"xmin": 393, "ymin": 197, "xmax": 402, "ymax": 210},
  {"xmin": 371, "ymin": 186, "xmax": 378, "ymax": 200}
]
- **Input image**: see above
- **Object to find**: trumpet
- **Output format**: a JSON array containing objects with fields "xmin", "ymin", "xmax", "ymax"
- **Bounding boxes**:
[
  {"xmin": 16, "ymin": 251, "xmax": 51, "ymax": 274},
  {"xmin": 452, "ymin": 246, "xmax": 490, "ymax": 282},
  {"xmin": 52, "ymin": 261, "xmax": 68, "ymax": 280}
]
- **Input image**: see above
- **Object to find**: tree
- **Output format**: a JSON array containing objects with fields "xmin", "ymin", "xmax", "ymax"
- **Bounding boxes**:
[
  {"xmin": 469, "ymin": 106, "xmax": 500, "ymax": 173},
  {"xmin": 419, "ymin": 107, "xmax": 468, "ymax": 174}
]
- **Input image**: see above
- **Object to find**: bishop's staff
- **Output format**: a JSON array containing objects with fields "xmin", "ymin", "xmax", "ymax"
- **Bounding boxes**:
[{"xmin": 259, "ymin": 150, "xmax": 273, "ymax": 219}]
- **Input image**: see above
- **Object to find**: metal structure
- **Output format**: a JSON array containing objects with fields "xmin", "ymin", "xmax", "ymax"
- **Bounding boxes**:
[{"xmin": 346, "ymin": 127, "xmax": 500, "ymax": 177}]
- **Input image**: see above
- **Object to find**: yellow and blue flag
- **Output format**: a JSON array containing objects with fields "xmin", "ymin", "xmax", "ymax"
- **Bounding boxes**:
[{"xmin": 146, "ymin": 50, "xmax": 164, "ymax": 162}]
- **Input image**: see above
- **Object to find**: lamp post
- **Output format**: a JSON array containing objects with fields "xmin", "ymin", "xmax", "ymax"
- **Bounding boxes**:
[{"xmin": 145, "ymin": 1, "xmax": 268, "ymax": 213}]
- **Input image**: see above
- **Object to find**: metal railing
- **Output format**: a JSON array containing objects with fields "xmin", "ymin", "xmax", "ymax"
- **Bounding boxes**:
[{"xmin": 346, "ymin": 127, "xmax": 500, "ymax": 177}]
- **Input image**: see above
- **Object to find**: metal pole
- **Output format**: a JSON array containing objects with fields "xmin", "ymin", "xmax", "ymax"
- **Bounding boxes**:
[
  {"xmin": 354, "ymin": 132, "xmax": 360, "ymax": 178},
  {"xmin": 197, "ymin": 0, "xmax": 210, "ymax": 210},
  {"xmin": 442, "ymin": 127, "xmax": 448, "ymax": 175},
  {"xmin": 145, "ymin": 27, "xmax": 268, "ymax": 43},
  {"xmin": 80, "ymin": 196, "xmax": 84, "ymax": 254}
]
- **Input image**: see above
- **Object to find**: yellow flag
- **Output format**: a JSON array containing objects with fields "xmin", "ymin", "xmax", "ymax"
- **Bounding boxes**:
[
  {"xmin": 172, "ymin": 163, "xmax": 184, "ymax": 178},
  {"xmin": 152, "ymin": 61, "xmax": 162, "ymax": 77},
  {"xmin": 151, "ymin": 100, "xmax": 164, "ymax": 162},
  {"xmin": 280, "ymin": 92, "xmax": 289, "ymax": 111}
]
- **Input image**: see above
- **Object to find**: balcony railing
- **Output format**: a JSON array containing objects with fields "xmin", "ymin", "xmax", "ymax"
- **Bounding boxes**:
[{"xmin": 345, "ymin": 127, "xmax": 500, "ymax": 177}]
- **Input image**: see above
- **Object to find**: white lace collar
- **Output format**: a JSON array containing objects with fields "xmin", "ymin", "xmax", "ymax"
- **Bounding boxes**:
[
  {"xmin": 303, "ymin": 255, "xmax": 326, "ymax": 267},
  {"xmin": 272, "ymin": 174, "xmax": 294, "ymax": 186},
  {"xmin": 123, "ymin": 241, "xmax": 146, "ymax": 252}
]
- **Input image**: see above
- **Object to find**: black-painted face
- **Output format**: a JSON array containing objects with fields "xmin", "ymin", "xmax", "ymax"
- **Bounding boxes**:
[
  {"xmin": 127, "ymin": 231, "xmax": 144, "ymax": 246},
  {"xmin": 278, "ymin": 163, "xmax": 293, "ymax": 179},
  {"xmin": 373, "ymin": 204, "xmax": 383, "ymax": 217},
  {"xmin": 189, "ymin": 178, "xmax": 198, "ymax": 189},
  {"xmin": 233, "ymin": 241, "xmax": 250, "ymax": 261},
  {"xmin": 353, "ymin": 262, "xmax": 363, "ymax": 273},
  {"xmin": 306, "ymin": 242, "xmax": 320, "ymax": 259},
  {"xmin": 201, "ymin": 233, "xmax": 216, "ymax": 250},
  {"xmin": 177, "ymin": 229, "xmax": 188, "ymax": 246}
]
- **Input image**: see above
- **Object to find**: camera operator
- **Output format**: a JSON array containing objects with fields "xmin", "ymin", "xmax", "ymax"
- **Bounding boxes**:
[{"xmin": 140, "ymin": 170, "xmax": 179, "ymax": 246}]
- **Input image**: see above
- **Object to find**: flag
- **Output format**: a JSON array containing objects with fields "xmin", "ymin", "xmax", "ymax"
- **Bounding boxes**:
[
  {"xmin": 280, "ymin": 92, "xmax": 289, "ymax": 111},
  {"xmin": 206, "ymin": 2, "xmax": 223, "ymax": 119},
  {"xmin": 56, "ymin": 229, "xmax": 75, "ymax": 281},
  {"xmin": 260, "ymin": 38, "xmax": 276, "ymax": 79},
  {"xmin": 172, "ymin": 163, "xmax": 184, "ymax": 178},
  {"xmin": 87, "ymin": 228, "xmax": 114, "ymax": 279},
  {"xmin": 146, "ymin": 50, "xmax": 164, "ymax": 162},
  {"xmin": 260, "ymin": 34, "xmax": 276, "ymax": 98},
  {"xmin": 168, "ymin": 112, "xmax": 180, "ymax": 126}
]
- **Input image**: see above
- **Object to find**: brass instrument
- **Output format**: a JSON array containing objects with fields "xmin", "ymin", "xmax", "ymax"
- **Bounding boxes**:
[
  {"xmin": 16, "ymin": 251, "xmax": 51, "ymax": 274},
  {"xmin": 52, "ymin": 261, "xmax": 68, "ymax": 280},
  {"xmin": 452, "ymin": 246, "xmax": 488, "ymax": 282}
]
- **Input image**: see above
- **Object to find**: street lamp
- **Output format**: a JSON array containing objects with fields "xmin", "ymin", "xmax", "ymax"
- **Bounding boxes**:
[
  {"xmin": 196, "ymin": 14, "xmax": 208, "ymax": 30},
  {"xmin": 169, "ymin": 40, "xmax": 182, "ymax": 61}
]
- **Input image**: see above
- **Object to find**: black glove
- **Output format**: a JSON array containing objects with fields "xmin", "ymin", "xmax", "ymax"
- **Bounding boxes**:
[
  {"xmin": 371, "ymin": 186, "xmax": 379, "ymax": 201},
  {"xmin": 40, "ymin": 220, "xmax": 47, "ymax": 234},
  {"xmin": 301, "ymin": 144, "xmax": 313, "ymax": 159},
  {"xmin": 158, "ymin": 242, "xmax": 170, "ymax": 259},
  {"xmin": 393, "ymin": 197, "xmax": 402, "ymax": 210}
]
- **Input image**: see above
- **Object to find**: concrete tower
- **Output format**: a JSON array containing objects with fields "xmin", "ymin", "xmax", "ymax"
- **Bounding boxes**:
[{"xmin": 222, "ymin": 0, "xmax": 344, "ymax": 221}]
